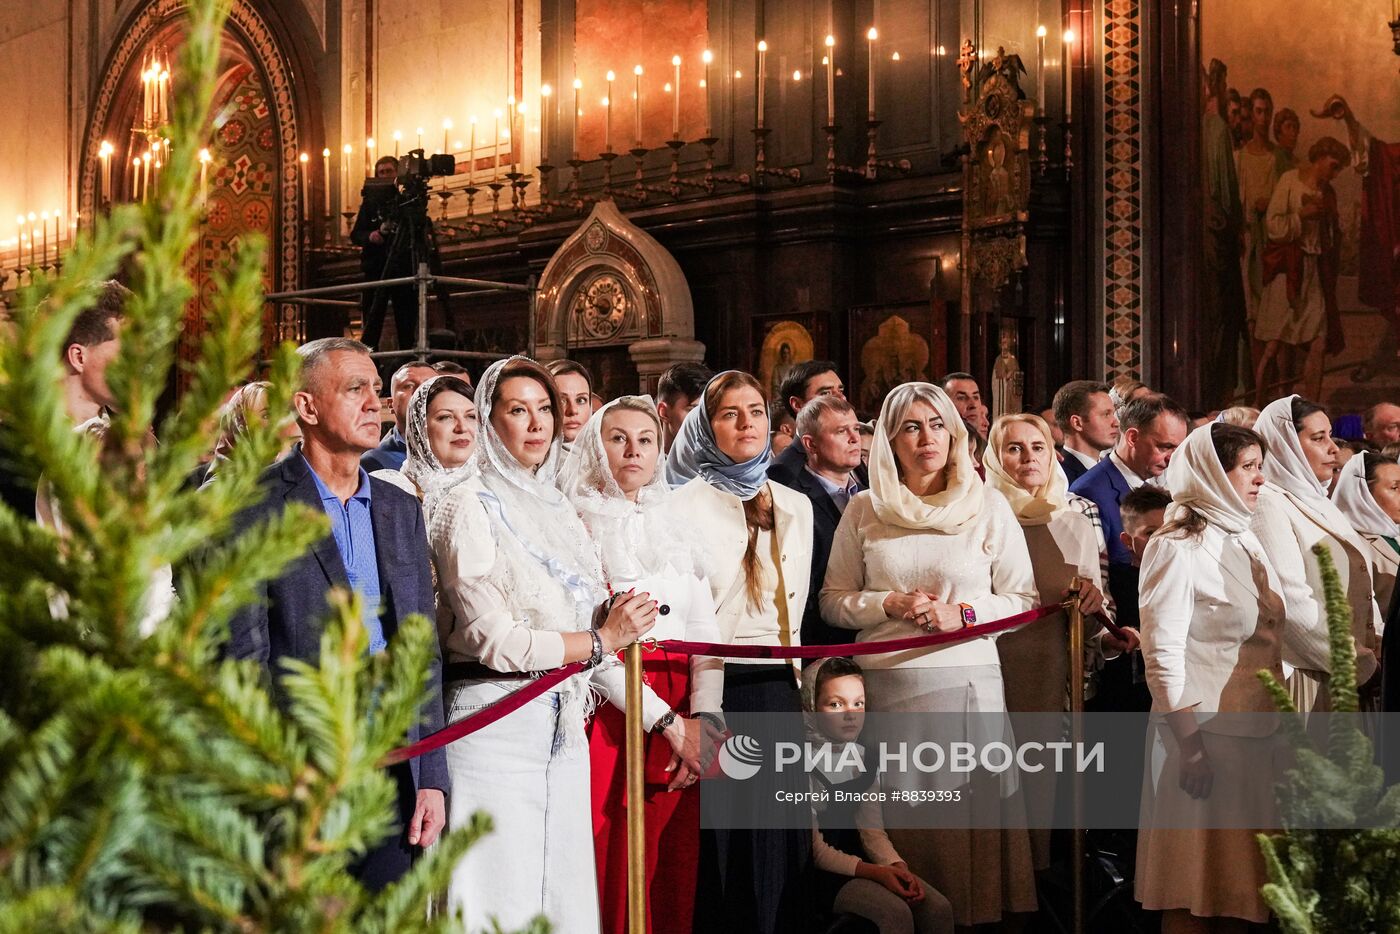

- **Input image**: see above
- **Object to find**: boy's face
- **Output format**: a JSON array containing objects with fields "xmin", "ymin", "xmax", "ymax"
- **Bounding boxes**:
[
  {"xmin": 1119, "ymin": 508, "xmax": 1166, "ymax": 567},
  {"xmin": 813, "ymin": 675, "xmax": 866, "ymax": 743}
]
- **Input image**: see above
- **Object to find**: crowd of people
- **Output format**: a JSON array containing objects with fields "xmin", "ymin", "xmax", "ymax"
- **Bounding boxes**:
[{"xmin": 16, "ymin": 283, "xmax": 1400, "ymax": 934}]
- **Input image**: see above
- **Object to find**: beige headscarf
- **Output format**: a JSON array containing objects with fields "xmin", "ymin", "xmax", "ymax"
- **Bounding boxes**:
[
  {"xmin": 984, "ymin": 414, "xmax": 1069, "ymax": 526},
  {"xmin": 868, "ymin": 382, "xmax": 985, "ymax": 532}
]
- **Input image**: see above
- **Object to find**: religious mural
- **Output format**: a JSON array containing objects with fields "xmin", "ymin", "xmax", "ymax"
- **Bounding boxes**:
[
  {"xmin": 1202, "ymin": 0, "xmax": 1400, "ymax": 412},
  {"xmin": 758, "ymin": 320, "xmax": 814, "ymax": 402},
  {"xmin": 848, "ymin": 302, "xmax": 938, "ymax": 418}
]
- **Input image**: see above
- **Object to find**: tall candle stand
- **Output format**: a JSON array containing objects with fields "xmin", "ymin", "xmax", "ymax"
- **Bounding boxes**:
[
  {"xmin": 435, "ymin": 186, "xmax": 454, "ymax": 222},
  {"xmin": 566, "ymin": 158, "xmax": 587, "ymax": 211},
  {"xmin": 537, "ymin": 160, "xmax": 555, "ymax": 201},
  {"xmin": 1034, "ymin": 115, "xmax": 1051, "ymax": 176},
  {"xmin": 822, "ymin": 126, "xmax": 840, "ymax": 182},
  {"xmin": 862, "ymin": 120, "xmax": 911, "ymax": 178},
  {"xmin": 487, "ymin": 180, "xmax": 505, "ymax": 215},
  {"xmin": 505, "ymin": 170, "xmax": 524, "ymax": 213},
  {"xmin": 341, "ymin": 210, "xmax": 355, "ymax": 243},
  {"xmin": 599, "ymin": 151, "xmax": 619, "ymax": 199},
  {"xmin": 1063, "ymin": 121, "xmax": 1074, "ymax": 176}
]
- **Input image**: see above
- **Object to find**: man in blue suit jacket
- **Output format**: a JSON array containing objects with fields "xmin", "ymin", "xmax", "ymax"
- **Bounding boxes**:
[
  {"xmin": 1069, "ymin": 392, "xmax": 1188, "ymax": 712},
  {"xmin": 227, "ymin": 338, "xmax": 449, "ymax": 890}
]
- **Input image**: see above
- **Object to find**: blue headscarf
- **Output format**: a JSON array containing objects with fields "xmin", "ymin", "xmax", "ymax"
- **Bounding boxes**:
[{"xmin": 663, "ymin": 371, "xmax": 773, "ymax": 500}]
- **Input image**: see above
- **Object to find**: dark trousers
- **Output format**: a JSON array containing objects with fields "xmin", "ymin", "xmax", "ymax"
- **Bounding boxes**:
[
  {"xmin": 350, "ymin": 760, "xmax": 419, "ymax": 892},
  {"xmin": 360, "ymin": 281, "xmax": 420, "ymax": 353},
  {"xmin": 695, "ymin": 665, "xmax": 812, "ymax": 934}
]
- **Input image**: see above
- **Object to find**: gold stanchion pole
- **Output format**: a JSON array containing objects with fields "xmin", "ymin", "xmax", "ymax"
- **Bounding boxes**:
[
  {"xmin": 1067, "ymin": 578, "xmax": 1086, "ymax": 934},
  {"xmin": 625, "ymin": 641, "xmax": 646, "ymax": 934}
]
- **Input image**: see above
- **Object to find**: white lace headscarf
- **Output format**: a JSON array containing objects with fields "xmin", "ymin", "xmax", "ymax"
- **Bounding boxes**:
[
  {"xmin": 400, "ymin": 375, "xmax": 480, "ymax": 520},
  {"xmin": 559, "ymin": 396, "xmax": 696, "ymax": 584},
  {"xmin": 474, "ymin": 356, "xmax": 605, "ymax": 624}
]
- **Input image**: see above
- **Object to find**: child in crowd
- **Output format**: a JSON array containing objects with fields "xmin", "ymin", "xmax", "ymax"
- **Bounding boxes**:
[{"xmin": 802, "ymin": 657, "xmax": 954, "ymax": 934}]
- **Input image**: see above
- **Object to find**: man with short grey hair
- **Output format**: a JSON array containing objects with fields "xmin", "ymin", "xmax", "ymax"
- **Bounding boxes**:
[
  {"xmin": 772, "ymin": 393, "xmax": 864, "ymax": 645},
  {"xmin": 1365, "ymin": 402, "xmax": 1400, "ymax": 449},
  {"xmin": 226, "ymin": 336, "xmax": 449, "ymax": 889},
  {"xmin": 361, "ymin": 359, "xmax": 437, "ymax": 473}
]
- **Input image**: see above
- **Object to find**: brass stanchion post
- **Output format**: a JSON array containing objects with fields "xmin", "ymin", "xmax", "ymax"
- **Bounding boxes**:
[
  {"xmin": 625, "ymin": 641, "xmax": 646, "ymax": 934},
  {"xmin": 1067, "ymin": 578, "xmax": 1086, "ymax": 934}
]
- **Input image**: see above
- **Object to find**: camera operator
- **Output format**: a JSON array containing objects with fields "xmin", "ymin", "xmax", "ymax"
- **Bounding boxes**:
[{"xmin": 351, "ymin": 156, "xmax": 420, "ymax": 353}]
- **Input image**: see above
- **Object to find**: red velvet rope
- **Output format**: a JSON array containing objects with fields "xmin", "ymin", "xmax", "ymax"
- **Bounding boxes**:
[{"xmin": 385, "ymin": 602, "xmax": 1070, "ymax": 764}]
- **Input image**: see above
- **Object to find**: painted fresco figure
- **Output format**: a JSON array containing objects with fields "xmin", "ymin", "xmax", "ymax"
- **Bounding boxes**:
[{"xmin": 1202, "ymin": 60, "xmax": 1249, "ymax": 405}]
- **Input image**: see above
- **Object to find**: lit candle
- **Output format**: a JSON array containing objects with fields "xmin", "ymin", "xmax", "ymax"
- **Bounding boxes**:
[
  {"xmin": 701, "ymin": 50, "xmax": 713, "ymax": 136},
  {"xmin": 40, "ymin": 211, "xmax": 48, "ymax": 266},
  {"xmin": 98, "ymin": 141, "xmax": 113, "ymax": 202},
  {"xmin": 507, "ymin": 95, "xmax": 517, "ymax": 168},
  {"xmin": 633, "ymin": 65, "xmax": 644, "ymax": 147},
  {"xmin": 198, "ymin": 148, "xmax": 211, "ymax": 206},
  {"xmin": 493, "ymin": 109, "xmax": 502, "ymax": 179},
  {"xmin": 141, "ymin": 152, "xmax": 151, "ymax": 202},
  {"xmin": 342, "ymin": 142, "xmax": 352, "ymax": 206},
  {"xmin": 824, "ymin": 35, "xmax": 836, "ymax": 126},
  {"xmin": 469, "ymin": 115, "xmax": 478, "ymax": 183},
  {"xmin": 367, "ymin": 137, "xmax": 376, "ymax": 174},
  {"xmin": 131, "ymin": 157, "xmax": 140, "ymax": 202},
  {"xmin": 393, "ymin": 129, "xmax": 402, "ymax": 158},
  {"xmin": 540, "ymin": 84, "xmax": 552, "ymax": 161},
  {"xmin": 1063, "ymin": 29, "xmax": 1075, "ymax": 120},
  {"xmin": 26, "ymin": 213, "xmax": 36, "ymax": 266},
  {"xmin": 756, "ymin": 42, "xmax": 767, "ymax": 129},
  {"xmin": 1035, "ymin": 26, "xmax": 1047, "ymax": 113},
  {"xmin": 52, "ymin": 211, "xmax": 60, "ymax": 264},
  {"xmin": 416, "ymin": 127, "xmax": 424, "ymax": 150},
  {"xmin": 515, "ymin": 102, "xmax": 525, "ymax": 171},
  {"xmin": 443, "ymin": 117, "xmax": 452, "ymax": 153},
  {"xmin": 671, "ymin": 56, "xmax": 682, "ymax": 138},
  {"xmin": 298, "ymin": 152, "xmax": 309, "ymax": 221},
  {"xmin": 605, "ymin": 70, "xmax": 615, "ymax": 151},
  {"xmin": 14, "ymin": 216, "xmax": 21, "ymax": 262},
  {"xmin": 573, "ymin": 77, "xmax": 582, "ymax": 158},
  {"xmin": 866, "ymin": 28, "xmax": 878, "ymax": 120},
  {"xmin": 321, "ymin": 147, "xmax": 331, "ymax": 216}
]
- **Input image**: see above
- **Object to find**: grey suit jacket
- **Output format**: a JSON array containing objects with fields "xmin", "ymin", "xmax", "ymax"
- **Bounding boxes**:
[{"xmin": 226, "ymin": 447, "xmax": 450, "ymax": 794}]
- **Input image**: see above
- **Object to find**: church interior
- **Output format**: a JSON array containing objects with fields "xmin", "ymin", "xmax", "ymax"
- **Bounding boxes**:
[{"xmin": 8, "ymin": 0, "xmax": 1398, "ymax": 415}]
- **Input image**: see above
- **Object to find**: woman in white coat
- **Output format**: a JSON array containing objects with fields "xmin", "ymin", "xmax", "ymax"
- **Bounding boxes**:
[
  {"xmin": 1251, "ymin": 395, "xmax": 1382, "ymax": 711},
  {"xmin": 1332, "ymin": 452, "xmax": 1400, "ymax": 713},
  {"xmin": 559, "ymin": 395, "xmax": 724, "ymax": 934},
  {"xmin": 1136, "ymin": 422, "xmax": 1316, "ymax": 931},
  {"xmin": 819, "ymin": 382, "xmax": 1038, "ymax": 928},
  {"xmin": 664, "ymin": 369, "xmax": 815, "ymax": 934},
  {"xmin": 426, "ymin": 356, "xmax": 660, "ymax": 934}
]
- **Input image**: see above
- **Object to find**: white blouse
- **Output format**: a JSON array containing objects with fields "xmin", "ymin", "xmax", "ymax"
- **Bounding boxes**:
[{"xmin": 819, "ymin": 489, "xmax": 1038, "ymax": 669}]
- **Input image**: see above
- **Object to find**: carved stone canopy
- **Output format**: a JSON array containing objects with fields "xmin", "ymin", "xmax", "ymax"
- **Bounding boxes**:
[{"xmin": 534, "ymin": 200, "xmax": 703, "ymax": 391}]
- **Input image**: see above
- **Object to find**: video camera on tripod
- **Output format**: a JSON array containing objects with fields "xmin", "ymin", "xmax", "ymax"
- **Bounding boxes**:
[{"xmin": 359, "ymin": 147, "xmax": 457, "ymax": 230}]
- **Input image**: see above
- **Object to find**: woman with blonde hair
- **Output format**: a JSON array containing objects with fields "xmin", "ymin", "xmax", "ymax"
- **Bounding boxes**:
[
  {"xmin": 665, "ymin": 370, "xmax": 815, "ymax": 934},
  {"xmin": 984, "ymin": 413, "xmax": 1138, "ymax": 868},
  {"xmin": 821, "ymin": 382, "xmax": 1038, "ymax": 927}
]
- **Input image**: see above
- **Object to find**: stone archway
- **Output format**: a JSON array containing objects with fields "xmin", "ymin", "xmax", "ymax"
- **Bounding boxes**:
[
  {"xmin": 534, "ymin": 201, "xmax": 704, "ymax": 397},
  {"xmin": 79, "ymin": 0, "xmax": 305, "ymax": 355}
]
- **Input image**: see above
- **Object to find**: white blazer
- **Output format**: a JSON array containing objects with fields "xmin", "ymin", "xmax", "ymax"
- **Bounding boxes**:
[
  {"xmin": 1359, "ymin": 532, "xmax": 1400, "ymax": 621},
  {"xmin": 1250, "ymin": 483, "xmax": 1381, "ymax": 684},
  {"xmin": 667, "ymin": 477, "xmax": 814, "ymax": 648},
  {"xmin": 1138, "ymin": 524, "xmax": 1295, "ymax": 734}
]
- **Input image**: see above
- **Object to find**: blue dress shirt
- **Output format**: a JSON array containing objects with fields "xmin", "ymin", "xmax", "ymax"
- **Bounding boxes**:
[{"xmin": 303, "ymin": 455, "xmax": 387, "ymax": 654}]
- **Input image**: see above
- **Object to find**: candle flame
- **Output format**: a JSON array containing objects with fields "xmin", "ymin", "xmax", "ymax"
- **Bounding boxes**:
[
  {"xmin": 453, "ymin": 140, "xmax": 463, "ymax": 149},
  {"xmin": 1063, "ymin": 29, "xmax": 1076, "ymax": 44},
  {"xmin": 757, "ymin": 40, "xmax": 768, "ymax": 52},
  {"xmin": 299, "ymin": 152, "xmax": 309, "ymax": 163},
  {"xmin": 1036, "ymin": 25, "xmax": 1048, "ymax": 38},
  {"xmin": 792, "ymin": 69, "xmax": 803, "ymax": 81},
  {"xmin": 734, "ymin": 70, "xmax": 742, "ymax": 78},
  {"xmin": 573, "ymin": 77, "xmax": 583, "ymax": 89},
  {"xmin": 867, "ymin": 27, "xmax": 878, "ymax": 41},
  {"xmin": 634, "ymin": 64, "xmax": 643, "ymax": 76},
  {"xmin": 40, "ymin": 211, "xmax": 48, "ymax": 220},
  {"xmin": 198, "ymin": 148, "xmax": 211, "ymax": 163},
  {"xmin": 392, "ymin": 130, "xmax": 402, "ymax": 140},
  {"xmin": 601, "ymin": 97, "xmax": 610, "ymax": 107},
  {"xmin": 606, "ymin": 70, "xmax": 616, "ymax": 82},
  {"xmin": 343, "ymin": 143, "xmax": 352, "ymax": 154},
  {"xmin": 892, "ymin": 51, "xmax": 901, "ymax": 61},
  {"xmin": 518, "ymin": 101, "xmax": 528, "ymax": 113},
  {"xmin": 822, "ymin": 56, "xmax": 829, "ymax": 66},
  {"xmin": 664, "ymin": 82, "xmax": 673, "ymax": 92},
  {"xmin": 99, "ymin": 140, "xmax": 113, "ymax": 155},
  {"xmin": 702, "ymin": 49, "xmax": 713, "ymax": 64},
  {"xmin": 443, "ymin": 118, "xmax": 453, "ymax": 130},
  {"xmin": 470, "ymin": 115, "xmax": 478, "ymax": 124},
  {"xmin": 494, "ymin": 109, "xmax": 502, "ymax": 118},
  {"xmin": 541, "ymin": 83, "xmax": 553, "ymax": 97},
  {"xmin": 825, "ymin": 34, "xmax": 835, "ymax": 48},
  {"xmin": 322, "ymin": 147, "xmax": 331, "ymax": 157},
  {"xmin": 672, "ymin": 54, "xmax": 682, "ymax": 66},
  {"xmin": 367, "ymin": 137, "xmax": 376, "ymax": 148}
]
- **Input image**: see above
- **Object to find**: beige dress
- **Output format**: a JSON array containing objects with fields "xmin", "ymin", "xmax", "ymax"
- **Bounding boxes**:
[
  {"xmin": 996, "ymin": 509, "xmax": 1103, "ymax": 869},
  {"xmin": 1135, "ymin": 524, "xmax": 1288, "ymax": 923},
  {"xmin": 1360, "ymin": 533, "xmax": 1400, "ymax": 618}
]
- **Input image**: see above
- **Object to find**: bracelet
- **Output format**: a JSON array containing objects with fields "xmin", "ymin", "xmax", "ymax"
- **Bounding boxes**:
[
  {"xmin": 694, "ymin": 711, "xmax": 725, "ymax": 732},
  {"xmin": 651, "ymin": 709, "xmax": 678, "ymax": 735},
  {"xmin": 587, "ymin": 628, "xmax": 605, "ymax": 668}
]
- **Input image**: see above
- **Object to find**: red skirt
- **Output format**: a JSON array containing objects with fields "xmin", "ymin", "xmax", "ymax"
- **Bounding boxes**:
[{"xmin": 589, "ymin": 647, "xmax": 699, "ymax": 934}]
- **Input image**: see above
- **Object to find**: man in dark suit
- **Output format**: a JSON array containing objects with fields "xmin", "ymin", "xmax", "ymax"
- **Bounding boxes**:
[
  {"xmin": 1070, "ymin": 393, "xmax": 1188, "ymax": 712},
  {"xmin": 227, "ymin": 337, "xmax": 449, "ymax": 890},
  {"xmin": 1053, "ymin": 379, "xmax": 1119, "ymax": 486},
  {"xmin": 767, "ymin": 360, "xmax": 849, "ymax": 487},
  {"xmin": 770, "ymin": 394, "xmax": 864, "ymax": 646}
]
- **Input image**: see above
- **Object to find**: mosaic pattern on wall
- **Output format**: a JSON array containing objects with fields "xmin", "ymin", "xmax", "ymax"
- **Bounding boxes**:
[{"xmin": 1102, "ymin": 0, "xmax": 1145, "ymax": 378}]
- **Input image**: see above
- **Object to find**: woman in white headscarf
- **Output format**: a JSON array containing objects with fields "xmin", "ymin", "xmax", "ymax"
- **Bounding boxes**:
[
  {"xmin": 1136, "ymin": 422, "xmax": 1292, "ymax": 930},
  {"xmin": 369, "ymin": 374, "xmax": 479, "ymax": 511},
  {"xmin": 559, "ymin": 395, "xmax": 724, "ymax": 934},
  {"xmin": 1251, "ymin": 395, "xmax": 1382, "ymax": 712},
  {"xmin": 820, "ymin": 383, "xmax": 1038, "ymax": 928},
  {"xmin": 1332, "ymin": 452, "xmax": 1400, "ymax": 713},
  {"xmin": 664, "ymin": 369, "xmax": 816, "ymax": 934},
  {"xmin": 427, "ymin": 356, "xmax": 660, "ymax": 934},
  {"xmin": 984, "ymin": 413, "xmax": 1138, "ymax": 870}
]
